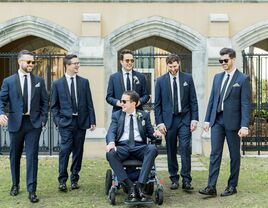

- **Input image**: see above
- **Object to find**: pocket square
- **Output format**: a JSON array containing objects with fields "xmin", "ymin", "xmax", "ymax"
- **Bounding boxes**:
[
  {"xmin": 233, "ymin": 83, "xmax": 240, "ymax": 87},
  {"xmin": 183, "ymin": 81, "xmax": 188, "ymax": 87},
  {"xmin": 35, "ymin": 83, "xmax": 40, "ymax": 87}
]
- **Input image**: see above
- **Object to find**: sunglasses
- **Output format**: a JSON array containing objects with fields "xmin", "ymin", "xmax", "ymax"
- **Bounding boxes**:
[
  {"xmin": 21, "ymin": 60, "xmax": 36, "ymax": 65},
  {"xmin": 124, "ymin": 59, "xmax": 134, "ymax": 63},
  {"xmin": 120, "ymin": 99, "xmax": 131, "ymax": 104},
  {"xmin": 219, "ymin": 59, "xmax": 230, "ymax": 64}
]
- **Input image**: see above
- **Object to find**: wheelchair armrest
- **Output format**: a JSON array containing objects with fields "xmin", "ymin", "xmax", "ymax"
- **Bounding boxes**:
[{"xmin": 149, "ymin": 137, "xmax": 162, "ymax": 146}]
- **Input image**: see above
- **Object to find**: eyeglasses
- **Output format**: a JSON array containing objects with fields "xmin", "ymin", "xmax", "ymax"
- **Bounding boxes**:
[
  {"xmin": 70, "ymin": 62, "xmax": 80, "ymax": 65},
  {"xmin": 124, "ymin": 59, "xmax": 134, "ymax": 63},
  {"xmin": 20, "ymin": 60, "xmax": 36, "ymax": 65},
  {"xmin": 219, "ymin": 59, "xmax": 230, "ymax": 64},
  {"xmin": 120, "ymin": 99, "xmax": 131, "ymax": 104}
]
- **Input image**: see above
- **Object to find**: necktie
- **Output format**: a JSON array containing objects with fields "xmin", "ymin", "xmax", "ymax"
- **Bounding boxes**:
[
  {"xmin": 173, "ymin": 77, "xmax": 179, "ymax": 115},
  {"xmin": 70, "ymin": 77, "xmax": 78, "ymax": 114},
  {"xmin": 126, "ymin": 73, "xmax": 131, "ymax": 91},
  {"xmin": 23, "ymin": 75, "xmax": 28, "ymax": 114},
  {"xmin": 128, "ymin": 114, "xmax": 135, "ymax": 148},
  {"xmin": 217, "ymin": 74, "xmax": 230, "ymax": 113}
]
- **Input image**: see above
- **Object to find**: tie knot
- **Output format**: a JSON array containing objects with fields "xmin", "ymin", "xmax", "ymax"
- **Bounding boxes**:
[
  {"xmin": 71, "ymin": 77, "xmax": 74, "ymax": 80},
  {"xmin": 173, "ymin": 77, "xmax": 176, "ymax": 81},
  {"xmin": 129, "ymin": 114, "xmax": 133, "ymax": 117},
  {"xmin": 126, "ymin": 73, "xmax": 129, "ymax": 76},
  {"xmin": 24, "ymin": 75, "xmax": 27, "ymax": 78}
]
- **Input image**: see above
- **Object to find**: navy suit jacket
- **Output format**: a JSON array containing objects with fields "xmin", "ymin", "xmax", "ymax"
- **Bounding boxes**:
[
  {"xmin": 106, "ymin": 109, "xmax": 156, "ymax": 145},
  {"xmin": 0, "ymin": 73, "xmax": 48, "ymax": 132},
  {"xmin": 205, "ymin": 69, "xmax": 251, "ymax": 130},
  {"xmin": 51, "ymin": 75, "xmax": 96, "ymax": 129},
  {"xmin": 154, "ymin": 72, "xmax": 199, "ymax": 129},
  {"xmin": 106, "ymin": 70, "xmax": 150, "ymax": 112}
]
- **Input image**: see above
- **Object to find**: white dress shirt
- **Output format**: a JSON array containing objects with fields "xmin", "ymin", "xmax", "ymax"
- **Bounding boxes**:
[
  {"xmin": 18, "ymin": 69, "xmax": 31, "ymax": 114},
  {"xmin": 119, "ymin": 110, "xmax": 143, "ymax": 143},
  {"xmin": 169, "ymin": 72, "xmax": 182, "ymax": 112},
  {"xmin": 65, "ymin": 73, "xmax": 78, "ymax": 115}
]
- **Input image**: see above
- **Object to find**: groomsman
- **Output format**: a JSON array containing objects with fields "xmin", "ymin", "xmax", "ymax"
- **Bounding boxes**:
[
  {"xmin": 154, "ymin": 54, "xmax": 199, "ymax": 190},
  {"xmin": 106, "ymin": 49, "xmax": 150, "ymax": 112},
  {"xmin": 0, "ymin": 50, "xmax": 48, "ymax": 203},
  {"xmin": 199, "ymin": 48, "xmax": 251, "ymax": 197},
  {"xmin": 51, "ymin": 54, "xmax": 96, "ymax": 192}
]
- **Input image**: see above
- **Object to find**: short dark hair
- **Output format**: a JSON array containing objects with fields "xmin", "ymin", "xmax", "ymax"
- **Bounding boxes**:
[
  {"xmin": 17, "ymin": 50, "xmax": 34, "ymax": 60},
  {"xmin": 166, "ymin": 54, "xmax": 181, "ymax": 64},
  {"xmin": 219, "ymin": 48, "xmax": 236, "ymax": 59},
  {"xmin": 123, "ymin": 90, "xmax": 140, "ymax": 105},
  {"xmin": 64, "ymin": 54, "xmax": 78, "ymax": 68},
  {"xmin": 120, "ymin": 49, "xmax": 134, "ymax": 61}
]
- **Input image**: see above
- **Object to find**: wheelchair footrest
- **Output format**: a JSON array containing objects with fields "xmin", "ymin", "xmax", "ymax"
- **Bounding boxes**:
[{"xmin": 124, "ymin": 198, "xmax": 154, "ymax": 205}]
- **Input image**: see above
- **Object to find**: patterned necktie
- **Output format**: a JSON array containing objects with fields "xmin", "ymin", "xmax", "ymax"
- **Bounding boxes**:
[
  {"xmin": 126, "ymin": 73, "xmax": 131, "ymax": 91},
  {"xmin": 129, "ymin": 114, "xmax": 135, "ymax": 148},
  {"xmin": 173, "ymin": 77, "xmax": 179, "ymax": 115},
  {"xmin": 71, "ymin": 77, "xmax": 78, "ymax": 114},
  {"xmin": 23, "ymin": 75, "xmax": 28, "ymax": 114},
  {"xmin": 217, "ymin": 74, "xmax": 230, "ymax": 113}
]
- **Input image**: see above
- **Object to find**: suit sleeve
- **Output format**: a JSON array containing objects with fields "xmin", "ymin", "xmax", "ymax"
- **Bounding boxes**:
[
  {"xmin": 144, "ymin": 113, "xmax": 156, "ymax": 142},
  {"xmin": 189, "ymin": 76, "xmax": 199, "ymax": 121},
  {"xmin": 240, "ymin": 75, "xmax": 251, "ymax": 128},
  {"xmin": 86, "ymin": 80, "xmax": 96, "ymax": 125},
  {"xmin": 154, "ymin": 78, "xmax": 163, "ymax": 125},
  {"xmin": 39, "ymin": 78, "xmax": 49, "ymax": 125},
  {"xmin": 51, "ymin": 81, "xmax": 60, "ymax": 126},
  {"xmin": 204, "ymin": 76, "xmax": 216, "ymax": 123},
  {"xmin": 139, "ymin": 75, "xmax": 150, "ymax": 106},
  {"xmin": 105, "ymin": 112, "xmax": 118, "ymax": 144},
  {"xmin": 0, "ymin": 79, "xmax": 9, "ymax": 115},
  {"xmin": 106, "ymin": 76, "xmax": 118, "ymax": 107}
]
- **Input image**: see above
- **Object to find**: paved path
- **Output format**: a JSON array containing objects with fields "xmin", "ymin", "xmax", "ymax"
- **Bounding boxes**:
[{"xmin": 155, "ymin": 155, "xmax": 207, "ymax": 171}]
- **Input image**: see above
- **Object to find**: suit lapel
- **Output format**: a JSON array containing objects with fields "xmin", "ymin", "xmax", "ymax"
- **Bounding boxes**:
[
  {"xmin": 132, "ymin": 70, "xmax": 136, "ymax": 91},
  {"xmin": 119, "ymin": 71, "xmax": 126, "ymax": 92},
  {"xmin": 63, "ymin": 75, "xmax": 72, "ymax": 104},
  {"xmin": 118, "ymin": 111, "xmax": 126, "ymax": 139},
  {"xmin": 30, "ymin": 73, "xmax": 36, "ymax": 100},
  {"xmin": 136, "ymin": 111, "xmax": 145, "ymax": 139},
  {"xmin": 216, "ymin": 72, "xmax": 225, "ymax": 100},
  {"xmin": 224, "ymin": 69, "xmax": 239, "ymax": 100},
  {"xmin": 15, "ymin": 73, "xmax": 23, "ymax": 98},
  {"xmin": 165, "ymin": 73, "xmax": 173, "ymax": 102},
  {"xmin": 76, "ymin": 76, "xmax": 81, "ymax": 107},
  {"xmin": 179, "ymin": 72, "xmax": 184, "ymax": 101}
]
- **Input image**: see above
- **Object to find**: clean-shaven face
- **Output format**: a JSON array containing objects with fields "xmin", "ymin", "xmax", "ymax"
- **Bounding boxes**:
[{"xmin": 120, "ymin": 53, "xmax": 134, "ymax": 72}]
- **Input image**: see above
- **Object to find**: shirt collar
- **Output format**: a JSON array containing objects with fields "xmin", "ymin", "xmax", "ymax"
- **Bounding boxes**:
[
  {"xmin": 126, "ymin": 109, "xmax": 136, "ymax": 117},
  {"xmin": 65, "ymin": 73, "xmax": 77, "ymax": 79},
  {"xmin": 169, "ymin": 72, "xmax": 179, "ymax": 80},
  {"xmin": 225, "ymin": 68, "xmax": 236, "ymax": 77},
  {"xmin": 18, "ymin": 69, "xmax": 30, "ymax": 77},
  {"xmin": 122, "ymin": 68, "xmax": 132, "ymax": 75}
]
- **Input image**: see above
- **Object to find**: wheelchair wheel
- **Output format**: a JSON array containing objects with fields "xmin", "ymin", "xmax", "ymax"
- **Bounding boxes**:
[
  {"xmin": 105, "ymin": 169, "xmax": 112, "ymax": 195},
  {"xmin": 109, "ymin": 188, "xmax": 116, "ymax": 205},
  {"xmin": 144, "ymin": 182, "xmax": 154, "ymax": 195},
  {"xmin": 155, "ymin": 188, "xmax": 163, "ymax": 205}
]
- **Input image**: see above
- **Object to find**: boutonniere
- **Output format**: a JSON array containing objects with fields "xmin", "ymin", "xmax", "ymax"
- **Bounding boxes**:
[
  {"xmin": 136, "ymin": 112, "xmax": 143, "ymax": 120},
  {"xmin": 133, "ymin": 76, "xmax": 140, "ymax": 84}
]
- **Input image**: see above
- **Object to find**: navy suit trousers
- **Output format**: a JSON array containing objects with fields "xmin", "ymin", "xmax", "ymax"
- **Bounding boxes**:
[
  {"xmin": 165, "ymin": 115, "xmax": 192, "ymax": 183},
  {"xmin": 58, "ymin": 116, "xmax": 86, "ymax": 183},
  {"xmin": 106, "ymin": 142, "xmax": 158, "ymax": 184},
  {"xmin": 208, "ymin": 112, "xmax": 241, "ymax": 188},
  {"xmin": 9, "ymin": 116, "xmax": 42, "ymax": 192}
]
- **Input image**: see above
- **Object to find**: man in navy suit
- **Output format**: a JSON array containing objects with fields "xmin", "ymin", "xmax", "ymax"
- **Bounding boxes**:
[
  {"xmin": 0, "ymin": 50, "xmax": 48, "ymax": 203},
  {"xmin": 154, "ymin": 54, "xmax": 199, "ymax": 190},
  {"xmin": 106, "ymin": 49, "xmax": 150, "ymax": 112},
  {"xmin": 51, "ymin": 54, "xmax": 96, "ymax": 192},
  {"xmin": 199, "ymin": 48, "xmax": 251, "ymax": 197},
  {"xmin": 106, "ymin": 91, "xmax": 161, "ymax": 202}
]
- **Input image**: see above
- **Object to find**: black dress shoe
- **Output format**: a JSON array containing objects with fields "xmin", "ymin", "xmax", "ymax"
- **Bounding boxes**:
[
  {"xmin": 137, "ymin": 186, "xmax": 150, "ymax": 202},
  {"xmin": 220, "ymin": 186, "xmax": 237, "ymax": 197},
  {"xmin": 28, "ymin": 192, "xmax": 39, "ymax": 203},
  {"xmin": 10, "ymin": 185, "xmax": 19, "ymax": 196},
  {"xmin": 182, "ymin": 182, "xmax": 194, "ymax": 190},
  {"xmin": 199, "ymin": 186, "xmax": 217, "ymax": 196},
  {"xmin": 71, "ymin": 182, "xmax": 80, "ymax": 190},
  {"xmin": 170, "ymin": 181, "xmax": 179, "ymax": 190},
  {"xmin": 58, "ymin": 183, "xmax": 67, "ymax": 192},
  {"xmin": 127, "ymin": 186, "xmax": 138, "ymax": 203}
]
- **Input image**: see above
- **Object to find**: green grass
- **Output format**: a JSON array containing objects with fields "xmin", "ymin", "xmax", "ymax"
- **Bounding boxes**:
[{"xmin": 0, "ymin": 155, "xmax": 268, "ymax": 208}]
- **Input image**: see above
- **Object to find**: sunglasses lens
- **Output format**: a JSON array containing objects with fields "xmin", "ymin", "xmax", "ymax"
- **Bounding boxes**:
[
  {"xmin": 120, "ymin": 100, "xmax": 126, "ymax": 104},
  {"xmin": 219, "ymin": 60, "xmax": 223, "ymax": 64},
  {"xmin": 125, "ymin": 59, "xmax": 134, "ymax": 63},
  {"xmin": 27, "ymin": 61, "xmax": 35, "ymax": 64}
]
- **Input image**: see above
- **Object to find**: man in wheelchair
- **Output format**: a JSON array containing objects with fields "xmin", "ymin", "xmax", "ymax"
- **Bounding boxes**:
[{"xmin": 106, "ymin": 91, "xmax": 161, "ymax": 203}]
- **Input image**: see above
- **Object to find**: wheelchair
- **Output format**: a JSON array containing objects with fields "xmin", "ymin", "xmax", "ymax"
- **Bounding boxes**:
[{"xmin": 105, "ymin": 138, "xmax": 164, "ymax": 206}]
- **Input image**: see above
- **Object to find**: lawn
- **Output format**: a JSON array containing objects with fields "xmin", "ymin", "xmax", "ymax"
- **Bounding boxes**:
[{"xmin": 0, "ymin": 155, "xmax": 267, "ymax": 208}]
